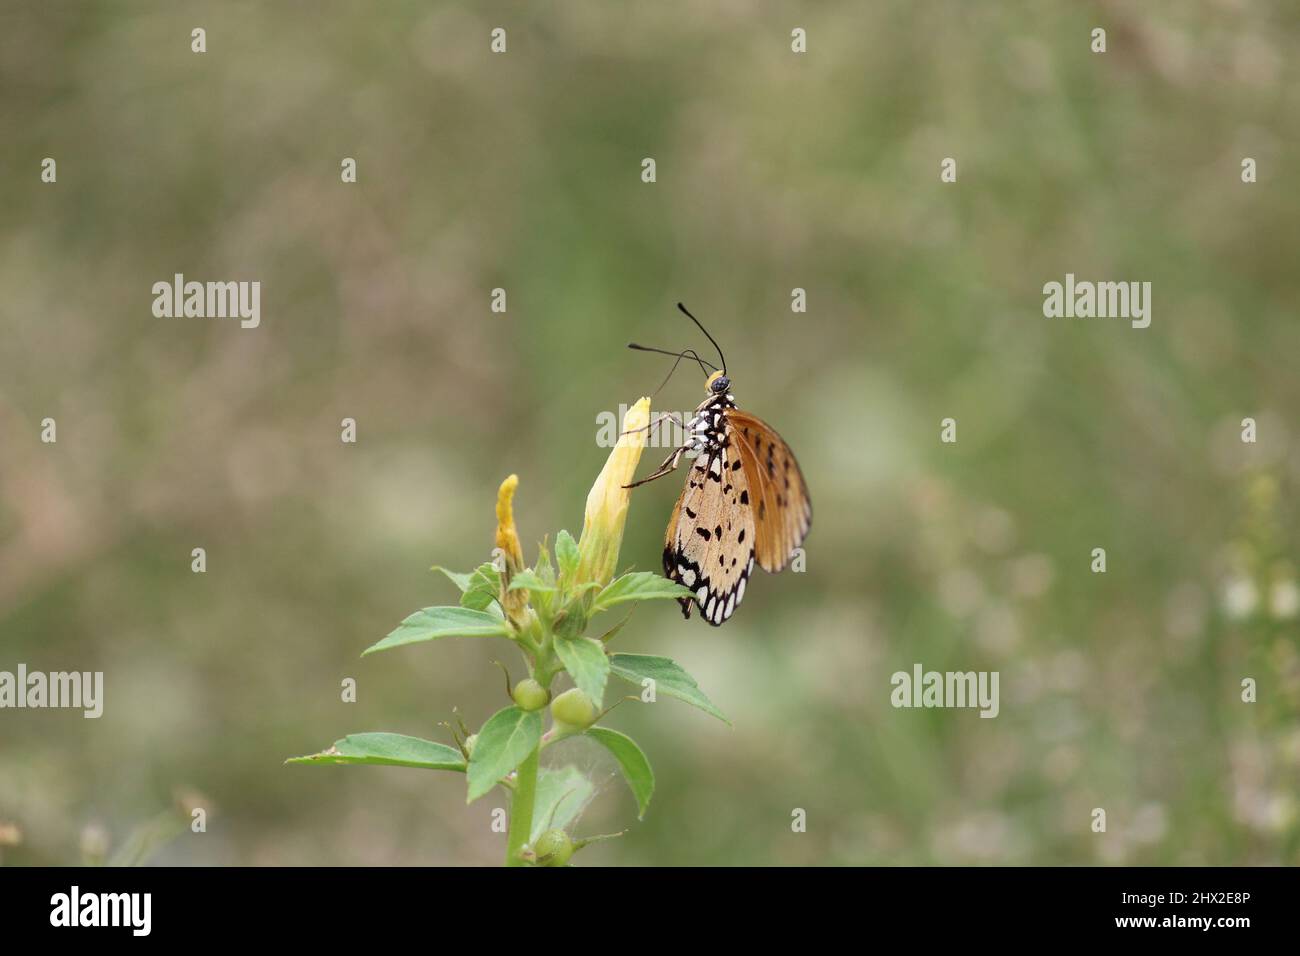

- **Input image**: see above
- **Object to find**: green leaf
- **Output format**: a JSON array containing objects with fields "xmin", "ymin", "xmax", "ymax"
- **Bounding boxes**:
[
  {"xmin": 609, "ymin": 653, "xmax": 730, "ymax": 724},
  {"xmin": 507, "ymin": 568, "xmax": 557, "ymax": 594},
  {"xmin": 586, "ymin": 727, "xmax": 654, "ymax": 819},
  {"xmin": 286, "ymin": 733, "xmax": 466, "ymax": 771},
  {"xmin": 460, "ymin": 563, "xmax": 502, "ymax": 612},
  {"xmin": 531, "ymin": 765, "xmax": 595, "ymax": 844},
  {"xmin": 590, "ymin": 571, "xmax": 693, "ymax": 614},
  {"xmin": 430, "ymin": 565, "xmax": 473, "ymax": 593},
  {"xmin": 363, "ymin": 606, "xmax": 511, "ymax": 656},
  {"xmin": 534, "ymin": 541, "xmax": 556, "ymax": 587},
  {"xmin": 553, "ymin": 636, "xmax": 609, "ymax": 706},
  {"xmin": 467, "ymin": 706, "xmax": 543, "ymax": 802},
  {"xmin": 555, "ymin": 530, "xmax": 579, "ymax": 582}
]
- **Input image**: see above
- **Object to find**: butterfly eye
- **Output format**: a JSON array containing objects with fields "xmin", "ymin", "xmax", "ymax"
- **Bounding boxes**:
[{"xmin": 711, "ymin": 376, "xmax": 730, "ymax": 394}]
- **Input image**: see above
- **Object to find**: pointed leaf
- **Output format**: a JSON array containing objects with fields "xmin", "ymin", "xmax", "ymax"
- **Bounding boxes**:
[
  {"xmin": 430, "ymin": 566, "xmax": 473, "ymax": 593},
  {"xmin": 363, "ymin": 606, "xmax": 511, "ymax": 656},
  {"xmin": 467, "ymin": 706, "xmax": 543, "ymax": 802},
  {"xmin": 609, "ymin": 653, "xmax": 730, "ymax": 724},
  {"xmin": 507, "ymin": 568, "xmax": 557, "ymax": 594},
  {"xmin": 461, "ymin": 563, "xmax": 502, "ymax": 612},
  {"xmin": 586, "ymin": 727, "xmax": 654, "ymax": 819},
  {"xmin": 591, "ymin": 572, "xmax": 693, "ymax": 614},
  {"xmin": 531, "ymin": 765, "xmax": 596, "ymax": 843},
  {"xmin": 287, "ymin": 733, "xmax": 466, "ymax": 771},
  {"xmin": 553, "ymin": 636, "xmax": 609, "ymax": 706},
  {"xmin": 555, "ymin": 530, "xmax": 580, "ymax": 582},
  {"xmin": 534, "ymin": 542, "xmax": 556, "ymax": 586}
]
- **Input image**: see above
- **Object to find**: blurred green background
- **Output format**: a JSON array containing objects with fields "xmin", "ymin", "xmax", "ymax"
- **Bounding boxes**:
[{"xmin": 2, "ymin": 0, "xmax": 1298, "ymax": 866}]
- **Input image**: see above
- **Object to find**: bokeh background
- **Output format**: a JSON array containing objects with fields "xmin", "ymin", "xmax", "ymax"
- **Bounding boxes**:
[{"xmin": 2, "ymin": 0, "xmax": 1298, "ymax": 866}]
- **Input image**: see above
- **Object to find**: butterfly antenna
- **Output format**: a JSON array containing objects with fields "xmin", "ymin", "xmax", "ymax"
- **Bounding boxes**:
[
  {"xmin": 627, "ymin": 343, "xmax": 717, "ymax": 395},
  {"xmin": 649, "ymin": 350, "xmax": 697, "ymax": 396},
  {"xmin": 676, "ymin": 302, "xmax": 726, "ymax": 375}
]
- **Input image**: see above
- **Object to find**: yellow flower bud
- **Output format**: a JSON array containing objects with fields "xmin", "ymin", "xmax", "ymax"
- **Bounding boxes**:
[{"xmin": 576, "ymin": 398, "xmax": 651, "ymax": 587}]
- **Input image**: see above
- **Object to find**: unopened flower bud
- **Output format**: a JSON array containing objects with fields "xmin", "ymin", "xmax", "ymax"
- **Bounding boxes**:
[
  {"xmin": 576, "ymin": 398, "xmax": 651, "ymax": 587},
  {"xmin": 512, "ymin": 678, "xmax": 550, "ymax": 711},
  {"xmin": 533, "ymin": 829, "xmax": 575, "ymax": 866},
  {"xmin": 550, "ymin": 688, "xmax": 596, "ymax": 732}
]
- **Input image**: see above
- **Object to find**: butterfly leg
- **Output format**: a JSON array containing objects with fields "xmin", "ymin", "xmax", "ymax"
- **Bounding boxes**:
[
  {"xmin": 619, "ymin": 412, "xmax": 687, "ymax": 437},
  {"xmin": 623, "ymin": 444, "xmax": 688, "ymax": 489}
]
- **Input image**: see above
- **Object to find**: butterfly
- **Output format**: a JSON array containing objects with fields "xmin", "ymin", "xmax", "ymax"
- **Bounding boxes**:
[{"xmin": 624, "ymin": 304, "xmax": 812, "ymax": 625}]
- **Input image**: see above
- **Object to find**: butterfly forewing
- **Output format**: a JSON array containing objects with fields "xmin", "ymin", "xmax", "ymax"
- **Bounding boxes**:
[
  {"xmin": 663, "ymin": 443, "xmax": 756, "ymax": 626},
  {"xmin": 725, "ymin": 409, "xmax": 812, "ymax": 573}
]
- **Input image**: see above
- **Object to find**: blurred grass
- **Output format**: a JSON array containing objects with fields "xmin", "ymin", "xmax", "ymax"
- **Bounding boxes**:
[{"xmin": 1, "ymin": 1, "xmax": 1298, "ymax": 865}]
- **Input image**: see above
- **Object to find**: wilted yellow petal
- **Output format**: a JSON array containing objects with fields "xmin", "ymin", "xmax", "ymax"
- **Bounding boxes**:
[
  {"xmin": 495, "ymin": 474, "xmax": 524, "ymax": 572},
  {"xmin": 494, "ymin": 474, "xmax": 529, "ymax": 624},
  {"xmin": 577, "ymin": 398, "xmax": 651, "ymax": 587}
]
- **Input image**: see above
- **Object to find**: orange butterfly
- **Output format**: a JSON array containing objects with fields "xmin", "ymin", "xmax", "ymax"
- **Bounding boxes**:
[{"xmin": 625, "ymin": 304, "xmax": 812, "ymax": 625}]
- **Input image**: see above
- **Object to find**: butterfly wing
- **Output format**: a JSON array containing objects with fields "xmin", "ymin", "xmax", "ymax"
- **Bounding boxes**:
[
  {"xmin": 725, "ymin": 409, "xmax": 812, "ymax": 573},
  {"xmin": 662, "ymin": 443, "xmax": 757, "ymax": 626}
]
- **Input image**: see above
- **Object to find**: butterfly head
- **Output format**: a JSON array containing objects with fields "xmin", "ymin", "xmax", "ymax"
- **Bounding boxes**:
[{"xmin": 706, "ymin": 370, "xmax": 730, "ymax": 394}]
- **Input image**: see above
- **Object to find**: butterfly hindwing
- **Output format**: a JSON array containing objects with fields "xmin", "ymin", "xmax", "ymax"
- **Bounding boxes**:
[
  {"xmin": 725, "ymin": 409, "xmax": 812, "ymax": 573},
  {"xmin": 662, "ymin": 443, "xmax": 756, "ymax": 626}
]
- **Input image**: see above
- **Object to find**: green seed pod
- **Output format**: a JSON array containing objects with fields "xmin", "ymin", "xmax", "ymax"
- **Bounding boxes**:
[
  {"xmin": 533, "ymin": 829, "xmax": 574, "ymax": 867},
  {"xmin": 512, "ymin": 678, "xmax": 550, "ymax": 711},
  {"xmin": 550, "ymin": 688, "xmax": 597, "ymax": 731}
]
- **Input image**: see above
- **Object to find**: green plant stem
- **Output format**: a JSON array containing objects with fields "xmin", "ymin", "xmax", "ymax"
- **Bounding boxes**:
[
  {"xmin": 505, "ymin": 745, "xmax": 540, "ymax": 866},
  {"xmin": 507, "ymin": 615, "xmax": 552, "ymax": 866}
]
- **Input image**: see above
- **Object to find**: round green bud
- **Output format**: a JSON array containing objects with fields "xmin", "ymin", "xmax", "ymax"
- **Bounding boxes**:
[
  {"xmin": 550, "ymin": 688, "xmax": 597, "ymax": 731},
  {"xmin": 512, "ymin": 678, "xmax": 550, "ymax": 712},
  {"xmin": 533, "ymin": 829, "xmax": 574, "ymax": 867}
]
